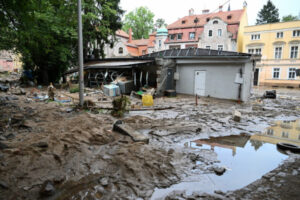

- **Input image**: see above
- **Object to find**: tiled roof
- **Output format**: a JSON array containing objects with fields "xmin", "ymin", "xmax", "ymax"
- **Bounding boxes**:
[
  {"xmin": 130, "ymin": 39, "xmax": 149, "ymax": 46},
  {"xmin": 167, "ymin": 9, "xmax": 244, "ymax": 29},
  {"xmin": 227, "ymin": 24, "xmax": 240, "ymax": 39},
  {"xmin": 116, "ymin": 30, "xmax": 129, "ymax": 38}
]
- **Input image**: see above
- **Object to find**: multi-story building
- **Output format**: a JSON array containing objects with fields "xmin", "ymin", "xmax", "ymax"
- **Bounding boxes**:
[
  {"xmin": 0, "ymin": 51, "xmax": 22, "ymax": 72},
  {"xmin": 243, "ymin": 21, "xmax": 300, "ymax": 87},
  {"xmin": 165, "ymin": 5, "xmax": 248, "ymax": 52}
]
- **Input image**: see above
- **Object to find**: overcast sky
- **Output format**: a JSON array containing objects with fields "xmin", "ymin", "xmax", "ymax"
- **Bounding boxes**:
[{"xmin": 119, "ymin": 0, "xmax": 299, "ymax": 26}]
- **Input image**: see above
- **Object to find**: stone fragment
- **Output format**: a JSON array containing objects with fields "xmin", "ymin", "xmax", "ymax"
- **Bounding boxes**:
[
  {"xmin": 233, "ymin": 110, "xmax": 241, "ymax": 122},
  {"xmin": 0, "ymin": 180, "xmax": 8, "ymax": 189},
  {"xmin": 213, "ymin": 166, "xmax": 226, "ymax": 176},
  {"xmin": 33, "ymin": 142, "xmax": 48, "ymax": 148},
  {"xmin": 99, "ymin": 177, "xmax": 109, "ymax": 186},
  {"xmin": 40, "ymin": 181, "xmax": 55, "ymax": 197},
  {"xmin": 0, "ymin": 142, "xmax": 9, "ymax": 150}
]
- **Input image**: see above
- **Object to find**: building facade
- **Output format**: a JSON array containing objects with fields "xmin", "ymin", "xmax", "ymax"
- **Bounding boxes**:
[
  {"xmin": 0, "ymin": 51, "xmax": 22, "ymax": 72},
  {"xmin": 243, "ymin": 21, "xmax": 300, "ymax": 87},
  {"xmin": 165, "ymin": 6, "xmax": 248, "ymax": 52}
]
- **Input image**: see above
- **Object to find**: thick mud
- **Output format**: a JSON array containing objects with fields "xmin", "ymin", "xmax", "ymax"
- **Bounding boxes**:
[{"xmin": 0, "ymin": 88, "xmax": 300, "ymax": 199}]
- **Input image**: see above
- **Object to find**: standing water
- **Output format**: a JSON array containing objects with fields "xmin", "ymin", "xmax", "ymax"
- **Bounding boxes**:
[{"xmin": 151, "ymin": 119, "xmax": 300, "ymax": 199}]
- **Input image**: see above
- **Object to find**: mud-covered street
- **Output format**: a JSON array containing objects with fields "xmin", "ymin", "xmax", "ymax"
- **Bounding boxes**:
[{"xmin": 0, "ymin": 87, "xmax": 300, "ymax": 200}]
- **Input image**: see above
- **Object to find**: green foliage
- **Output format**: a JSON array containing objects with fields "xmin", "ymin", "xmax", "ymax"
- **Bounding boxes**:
[
  {"xmin": 111, "ymin": 95, "xmax": 130, "ymax": 117},
  {"xmin": 256, "ymin": 0, "xmax": 279, "ymax": 25},
  {"xmin": 154, "ymin": 18, "xmax": 167, "ymax": 30},
  {"xmin": 122, "ymin": 7, "xmax": 154, "ymax": 39},
  {"xmin": 69, "ymin": 87, "xmax": 79, "ymax": 93},
  {"xmin": 282, "ymin": 15, "xmax": 298, "ymax": 22},
  {"xmin": 0, "ymin": 0, "xmax": 123, "ymax": 85}
]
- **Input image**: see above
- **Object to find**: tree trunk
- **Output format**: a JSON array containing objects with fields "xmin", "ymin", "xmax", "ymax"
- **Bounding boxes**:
[{"xmin": 41, "ymin": 68, "xmax": 49, "ymax": 85}]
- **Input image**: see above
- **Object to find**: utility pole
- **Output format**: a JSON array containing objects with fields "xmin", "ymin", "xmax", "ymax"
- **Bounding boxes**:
[{"xmin": 78, "ymin": 0, "xmax": 84, "ymax": 106}]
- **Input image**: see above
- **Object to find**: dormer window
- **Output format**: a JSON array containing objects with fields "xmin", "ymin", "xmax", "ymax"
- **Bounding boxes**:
[
  {"xmin": 213, "ymin": 20, "xmax": 218, "ymax": 24},
  {"xmin": 118, "ymin": 47, "xmax": 123, "ymax": 54},
  {"xmin": 206, "ymin": 18, "xmax": 210, "ymax": 22},
  {"xmin": 227, "ymin": 15, "xmax": 232, "ymax": 20},
  {"xmin": 182, "ymin": 20, "xmax": 186, "ymax": 24}
]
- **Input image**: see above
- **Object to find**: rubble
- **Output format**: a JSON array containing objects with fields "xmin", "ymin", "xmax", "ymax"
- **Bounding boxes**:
[{"xmin": 0, "ymin": 87, "xmax": 299, "ymax": 199}]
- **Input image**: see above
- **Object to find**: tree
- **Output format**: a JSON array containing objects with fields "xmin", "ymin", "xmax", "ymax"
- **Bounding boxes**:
[
  {"xmin": 0, "ymin": 0, "xmax": 123, "ymax": 85},
  {"xmin": 282, "ymin": 14, "xmax": 298, "ymax": 22},
  {"xmin": 154, "ymin": 18, "xmax": 167, "ymax": 30},
  {"xmin": 123, "ymin": 7, "xmax": 154, "ymax": 39},
  {"xmin": 256, "ymin": 0, "xmax": 279, "ymax": 25}
]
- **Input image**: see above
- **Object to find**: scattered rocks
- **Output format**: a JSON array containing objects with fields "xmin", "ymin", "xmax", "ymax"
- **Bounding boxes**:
[{"xmin": 277, "ymin": 172, "xmax": 286, "ymax": 177}]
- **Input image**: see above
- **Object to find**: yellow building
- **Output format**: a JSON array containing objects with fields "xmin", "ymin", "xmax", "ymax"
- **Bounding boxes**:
[
  {"xmin": 243, "ymin": 21, "xmax": 300, "ymax": 87},
  {"xmin": 251, "ymin": 119, "xmax": 300, "ymax": 146}
]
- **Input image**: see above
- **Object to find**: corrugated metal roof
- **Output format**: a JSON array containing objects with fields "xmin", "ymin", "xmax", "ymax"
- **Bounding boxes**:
[
  {"xmin": 64, "ymin": 60, "xmax": 154, "ymax": 75},
  {"xmin": 139, "ymin": 48, "xmax": 251, "ymax": 58}
]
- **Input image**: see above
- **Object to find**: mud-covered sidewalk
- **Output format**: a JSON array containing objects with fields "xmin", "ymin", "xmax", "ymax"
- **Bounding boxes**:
[{"xmin": 0, "ymin": 87, "xmax": 300, "ymax": 199}]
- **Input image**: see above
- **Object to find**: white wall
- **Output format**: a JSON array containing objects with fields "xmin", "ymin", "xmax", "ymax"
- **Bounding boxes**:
[{"xmin": 175, "ymin": 62, "xmax": 252, "ymax": 101}]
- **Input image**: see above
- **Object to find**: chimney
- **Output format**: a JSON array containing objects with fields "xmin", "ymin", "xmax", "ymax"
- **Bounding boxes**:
[
  {"xmin": 189, "ymin": 8, "xmax": 194, "ymax": 16},
  {"xmin": 219, "ymin": 5, "xmax": 223, "ymax": 12},
  {"xmin": 202, "ymin": 9, "xmax": 209, "ymax": 14},
  {"xmin": 129, "ymin": 28, "xmax": 132, "ymax": 43}
]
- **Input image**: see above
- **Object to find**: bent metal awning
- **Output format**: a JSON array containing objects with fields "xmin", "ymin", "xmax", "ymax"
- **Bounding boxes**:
[{"xmin": 64, "ymin": 59, "xmax": 154, "ymax": 75}]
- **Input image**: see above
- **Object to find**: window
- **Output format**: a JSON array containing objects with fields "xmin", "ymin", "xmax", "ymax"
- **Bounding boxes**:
[
  {"xmin": 267, "ymin": 129, "xmax": 274, "ymax": 136},
  {"xmin": 217, "ymin": 45, "xmax": 223, "ymax": 51},
  {"xmin": 255, "ymin": 48, "xmax": 261, "ymax": 55},
  {"xmin": 206, "ymin": 18, "xmax": 210, "ymax": 22},
  {"xmin": 290, "ymin": 46, "xmax": 298, "ymax": 58},
  {"xmin": 273, "ymin": 68, "xmax": 280, "ymax": 79},
  {"xmin": 251, "ymin": 34, "xmax": 260, "ymax": 40},
  {"xmin": 293, "ymin": 30, "xmax": 300, "ymax": 37},
  {"xmin": 248, "ymin": 49, "xmax": 254, "ymax": 54},
  {"xmin": 170, "ymin": 34, "xmax": 175, "ymax": 40},
  {"xmin": 227, "ymin": 15, "xmax": 232, "ymax": 20},
  {"xmin": 208, "ymin": 30, "xmax": 213, "ymax": 37},
  {"xmin": 288, "ymin": 68, "xmax": 296, "ymax": 79},
  {"xmin": 189, "ymin": 32, "xmax": 195, "ymax": 40},
  {"xmin": 213, "ymin": 20, "xmax": 218, "ymax": 24},
  {"xmin": 118, "ymin": 47, "xmax": 123, "ymax": 54},
  {"xmin": 282, "ymin": 131, "xmax": 289, "ymax": 138},
  {"xmin": 206, "ymin": 46, "xmax": 211, "ymax": 49},
  {"xmin": 182, "ymin": 20, "xmax": 186, "ymax": 24},
  {"xmin": 298, "ymin": 134, "xmax": 300, "ymax": 140},
  {"xmin": 274, "ymin": 47, "xmax": 282, "ymax": 59},
  {"xmin": 169, "ymin": 45, "xmax": 181, "ymax": 49},
  {"xmin": 276, "ymin": 32, "xmax": 283, "ymax": 38},
  {"xmin": 142, "ymin": 50, "xmax": 146, "ymax": 55},
  {"xmin": 177, "ymin": 33, "xmax": 183, "ymax": 40},
  {"xmin": 218, "ymin": 29, "xmax": 222, "ymax": 36},
  {"xmin": 159, "ymin": 40, "xmax": 161, "ymax": 47}
]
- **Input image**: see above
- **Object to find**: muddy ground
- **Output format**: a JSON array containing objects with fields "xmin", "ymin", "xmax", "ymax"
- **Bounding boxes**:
[{"xmin": 0, "ymin": 87, "xmax": 300, "ymax": 200}]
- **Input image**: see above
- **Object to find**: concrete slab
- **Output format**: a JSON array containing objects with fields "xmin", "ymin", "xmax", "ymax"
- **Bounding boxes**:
[{"xmin": 113, "ymin": 120, "xmax": 149, "ymax": 143}]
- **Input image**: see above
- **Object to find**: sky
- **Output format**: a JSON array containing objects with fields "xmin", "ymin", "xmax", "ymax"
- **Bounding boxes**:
[{"xmin": 119, "ymin": 0, "xmax": 300, "ymax": 26}]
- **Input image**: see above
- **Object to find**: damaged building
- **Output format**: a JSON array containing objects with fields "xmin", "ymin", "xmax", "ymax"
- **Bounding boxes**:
[{"xmin": 66, "ymin": 48, "xmax": 257, "ymax": 101}]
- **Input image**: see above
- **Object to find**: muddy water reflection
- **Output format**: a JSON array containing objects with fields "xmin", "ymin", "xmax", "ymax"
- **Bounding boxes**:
[
  {"xmin": 152, "ymin": 122, "xmax": 300, "ymax": 199},
  {"xmin": 189, "ymin": 135, "xmax": 288, "ymax": 191}
]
